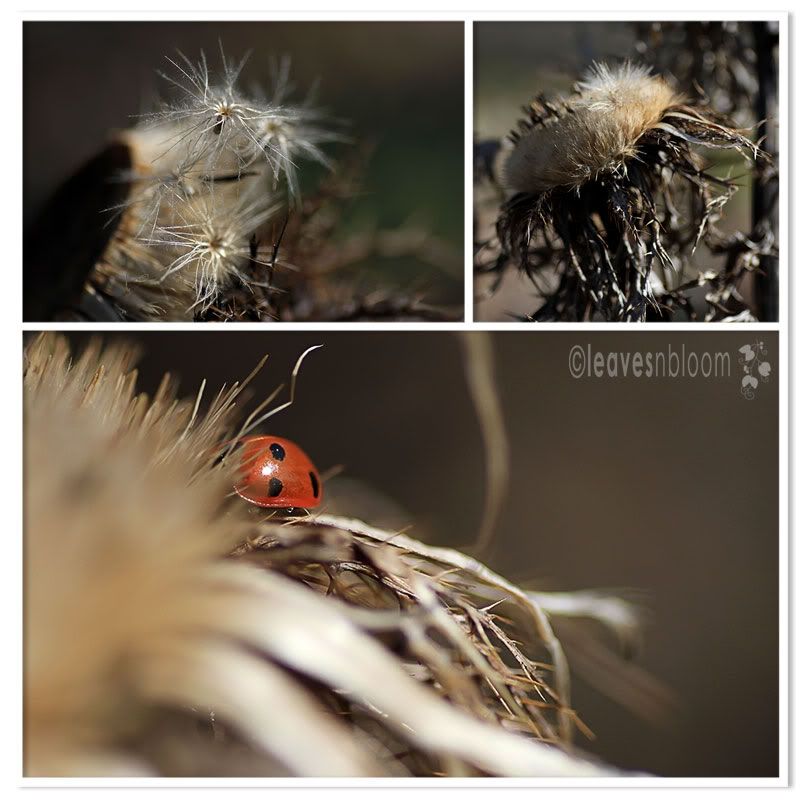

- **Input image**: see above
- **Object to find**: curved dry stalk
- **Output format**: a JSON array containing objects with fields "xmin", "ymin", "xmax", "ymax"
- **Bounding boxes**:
[{"xmin": 460, "ymin": 333, "xmax": 510, "ymax": 556}]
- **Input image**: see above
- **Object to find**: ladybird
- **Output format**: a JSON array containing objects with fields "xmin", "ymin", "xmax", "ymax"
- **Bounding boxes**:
[{"xmin": 233, "ymin": 435, "xmax": 322, "ymax": 509}]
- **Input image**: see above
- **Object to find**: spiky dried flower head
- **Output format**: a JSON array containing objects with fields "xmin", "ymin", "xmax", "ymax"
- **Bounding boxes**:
[
  {"xmin": 484, "ymin": 61, "xmax": 763, "ymax": 321},
  {"xmin": 25, "ymin": 334, "xmax": 636, "ymax": 777},
  {"xmin": 86, "ymin": 46, "xmax": 340, "ymax": 319}
]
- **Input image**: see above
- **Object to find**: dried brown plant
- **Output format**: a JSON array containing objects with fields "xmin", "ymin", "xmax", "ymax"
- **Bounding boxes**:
[
  {"xmin": 475, "ymin": 55, "xmax": 775, "ymax": 322},
  {"xmin": 24, "ymin": 49, "xmax": 460, "ymax": 323},
  {"xmin": 24, "ymin": 333, "xmax": 647, "ymax": 777}
]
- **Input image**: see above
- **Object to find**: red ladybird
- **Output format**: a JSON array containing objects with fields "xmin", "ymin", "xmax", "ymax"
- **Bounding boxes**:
[{"xmin": 233, "ymin": 435, "xmax": 322, "ymax": 509}]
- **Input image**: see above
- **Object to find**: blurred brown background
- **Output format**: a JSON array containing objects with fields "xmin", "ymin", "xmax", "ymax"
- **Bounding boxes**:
[
  {"xmin": 43, "ymin": 330, "xmax": 779, "ymax": 778},
  {"xmin": 23, "ymin": 21, "xmax": 464, "ymax": 305}
]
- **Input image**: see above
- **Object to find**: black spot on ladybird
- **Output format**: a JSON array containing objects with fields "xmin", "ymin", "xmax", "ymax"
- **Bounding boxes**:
[
  {"xmin": 269, "ymin": 442, "xmax": 286, "ymax": 461},
  {"xmin": 268, "ymin": 477, "xmax": 283, "ymax": 497},
  {"xmin": 309, "ymin": 471, "xmax": 320, "ymax": 499}
]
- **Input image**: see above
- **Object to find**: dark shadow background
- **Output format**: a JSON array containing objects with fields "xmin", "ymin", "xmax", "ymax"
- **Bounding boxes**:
[
  {"xmin": 40, "ymin": 330, "xmax": 780, "ymax": 778},
  {"xmin": 23, "ymin": 21, "xmax": 464, "ymax": 307}
]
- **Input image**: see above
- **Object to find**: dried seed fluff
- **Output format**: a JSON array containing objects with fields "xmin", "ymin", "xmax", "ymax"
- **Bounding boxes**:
[
  {"xmin": 92, "ymin": 47, "xmax": 338, "ymax": 319},
  {"xmin": 503, "ymin": 62, "xmax": 681, "ymax": 194}
]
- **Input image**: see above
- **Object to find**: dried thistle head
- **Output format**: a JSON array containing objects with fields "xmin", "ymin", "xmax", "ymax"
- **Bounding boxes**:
[
  {"xmin": 632, "ymin": 22, "xmax": 763, "ymax": 125},
  {"xmin": 503, "ymin": 63, "xmax": 682, "ymax": 194},
  {"xmin": 26, "ymin": 46, "xmax": 458, "ymax": 323},
  {"xmin": 25, "ymin": 333, "xmax": 636, "ymax": 778},
  {"xmin": 24, "ymin": 333, "xmax": 250, "ymax": 773},
  {"xmin": 140, "ymin": 190, "xmax": 282, "ymax": 312},
  {"xmin": 146, "ymin": 49, "xmax": 286, "ymax": 180},
  {"xmin": 92, "ymin": 48, "xmax": 335, "ymax": 318},
  {"xmin": 480, "ymin": 61, "xmax": 764, "ymax": 321}
]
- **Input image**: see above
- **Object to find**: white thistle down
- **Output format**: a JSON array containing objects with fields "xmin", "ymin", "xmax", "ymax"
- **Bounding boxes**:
[
  {"xmin": 142, "ymin": 190, "xmax": 282, "ymax": 311},
  {"xmin": 98, "ymin": 46, "xmax": 337, "ymax": 317},
  {"xmin": 146, "ymin": 49, "xmax": 276, "ymax": 175},
  {"xmin": 145, "ymin": 48, "xmax": 336, "ymax": 194},
  {"xmin": 252, "ymin": 58, "xmax": 342, "ymax": 199}
]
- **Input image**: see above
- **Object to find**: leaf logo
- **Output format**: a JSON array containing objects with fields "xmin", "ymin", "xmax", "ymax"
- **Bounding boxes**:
[{"xmin": 739, "ymin": 341, "xmax": 771, "ymax": 399}]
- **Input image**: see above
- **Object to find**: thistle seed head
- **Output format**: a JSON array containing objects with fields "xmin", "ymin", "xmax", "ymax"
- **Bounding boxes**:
[
  {"xmin": 503, "ymin": 62, "xmax": 681, "ymax": 194},
  {"xmin": 485, "ymin": 60, "xmax": 763, "ymax": 321},
  {"xmin": 143, "ymin": 190, "xmax": 280, "ymax": 311},
  {"xmin": 88, "ymin": 46, "xmax": 340, "ymax": 319},
  {"xmin": 147, "ymin": 48, "xmax": 273, "ymax": 175}
]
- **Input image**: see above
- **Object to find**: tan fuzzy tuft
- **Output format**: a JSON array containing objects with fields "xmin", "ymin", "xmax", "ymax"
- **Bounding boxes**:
[
  {"xmin": 23, "ymin": 334, "xmax": 251, "ymax": 773},
  {"xmin": 503, "ymin": 63, "xmax": 680, "ymax": 194}
]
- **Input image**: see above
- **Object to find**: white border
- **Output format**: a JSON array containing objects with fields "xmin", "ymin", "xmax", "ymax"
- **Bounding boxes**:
[{"xmin": 4, "ymin": 3, "xmax": 793, "ymax": 795}]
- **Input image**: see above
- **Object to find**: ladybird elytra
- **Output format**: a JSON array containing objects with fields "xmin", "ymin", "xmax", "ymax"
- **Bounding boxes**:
[{"xmin": 233, "ymin": 435, "xmax": 322, "ymax": 509}]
